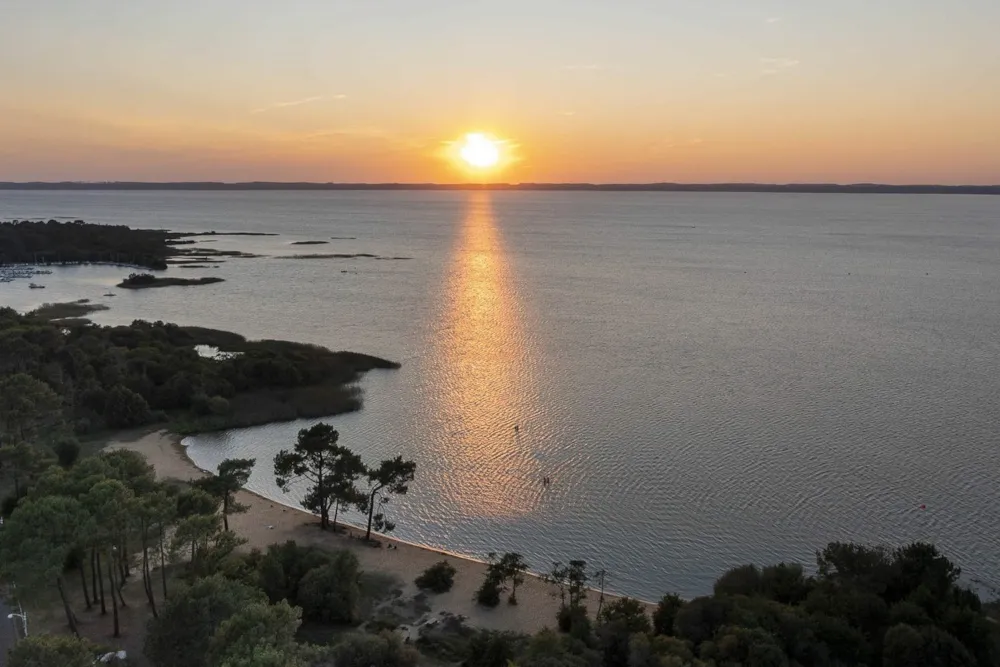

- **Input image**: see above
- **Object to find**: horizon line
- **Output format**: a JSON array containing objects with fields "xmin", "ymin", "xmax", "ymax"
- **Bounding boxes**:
[{"xmin": 1, "ymin": 181, "xmax": 998, "ymax": 195}]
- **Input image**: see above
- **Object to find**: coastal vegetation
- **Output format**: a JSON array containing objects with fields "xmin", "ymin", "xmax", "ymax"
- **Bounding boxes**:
[
  {"xmin": 274, "ymin": 422, "xmax": 416, "ymax": 540},
  {"xmin": 0, "ymin": 424, "xmax": 997, "ymax": 666},
  {"xmin": 0, "ymin": 219, "xmax": 267, "ymax": 275},
  {"xmin": 477, "ymin": 553, "xmax": 529, "ymax": 607},
  {"xmin": 0, "ymin": 219, "xmax": 175, "ymax": 270},
  {"xmin": 416, "ymin": 561, "xmax": 457, "ymax": 593},
  {"xmin": 118, "ymin": 273, "xmax": 225, "ymax": 289},
  {"xmin": 29, "ymin": 299, "xmax": 110, "ymax": 321},
  {"xmin": 0, "ymin": 307, "xmax": 399, "ymax": 443}
]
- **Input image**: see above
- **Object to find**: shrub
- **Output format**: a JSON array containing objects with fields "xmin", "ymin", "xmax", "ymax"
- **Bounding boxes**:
[
  {"xmin": 674, "ymin": 596, "xmax": 733, "ymax": 647},
  {"xmin": 297, "ymin": 551, "xmax": 361, "ymax": 624},
  {"xmin": 598, "ymin": 597, "xmax": 651, "ymax": 634},
  {"xmin": 124, "ymin": 272, "xmax": 157, "ymax": 285},
  {"xmin": 7, "ymin": 634, "xmax": 100, "ymax": 667},
  {"xmin": 256, "ymin": 541, "xmax": 337, "ymax": 605},
  {"xmin": 52, "ymin": 436, "xmax": 81, "ymax": 467},
  {"xmin": 760, "ymin": 563, "xmax": 811, "ymax": 604},
  {"xmin": 889, "ymin": 601, "xmax": 932, "ymax": 627},
  {"xmin": 205, "ymin": 600, "xmax": 302, "ymax": 667},
  {"xmin": 699, "ymin": 625, "xmax": 789, "ymax": 667},
  {"xmin": 207, "ymin": 395, "xmax": 230, "ymax": 415},
  {"xmin": 145, "ymin": 574, "xmax": 266, "ymax": 667},
  {"xmin": 714, "ymin": 564, "xmax": 763, "ymax": 597},
  {"xmin": 465, "ymin": 630, "xmax": 524, "ymax": 667},
  {"xmin": 416, "ymin": 560, "xmax": 457, "ymax": 593},
  {"xmin": 103, "ymin": 384, "xmax": 152, "ymax": 428},
  {"xmin": 328, "ymin": 632, "xmax": 419, "ymax": 667},
  {"xmin": 652, "ymin": 593, "xmax": 684, "ymax": 636},
  {"xmin": 476, "ymin": 572, "xmax": 504, "ymax": 608},
  {"xmin": 557, "ymin": 605, "xmax": 592, "ymax": 643}
]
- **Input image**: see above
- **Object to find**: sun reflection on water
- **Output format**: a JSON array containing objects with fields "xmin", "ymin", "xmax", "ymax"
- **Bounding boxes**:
[{"xmin": 430, "ymin": 193, "xmax": 544, "ymax": 519}]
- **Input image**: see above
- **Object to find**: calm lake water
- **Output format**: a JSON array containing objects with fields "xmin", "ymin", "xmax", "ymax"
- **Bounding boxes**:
[{"xmin": 2, "ymin": 190, "xmax": 999, "ymax": 599}]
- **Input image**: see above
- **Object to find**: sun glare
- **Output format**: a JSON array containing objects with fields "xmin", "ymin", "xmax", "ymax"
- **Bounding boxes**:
[{"xmin": 459, "ymin": 133, "xmax": 500, "ymax": 168}]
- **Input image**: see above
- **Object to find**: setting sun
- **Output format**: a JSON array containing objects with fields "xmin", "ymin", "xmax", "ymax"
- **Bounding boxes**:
[{"xmin": 459, "ymin": 133, "xmax": 500, "ymax": 168}]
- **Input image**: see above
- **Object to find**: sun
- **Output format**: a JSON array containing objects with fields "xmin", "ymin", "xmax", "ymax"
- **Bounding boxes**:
[{"xmin": 459, "ymin": 133, "xmax": 500, "ymax": 168}]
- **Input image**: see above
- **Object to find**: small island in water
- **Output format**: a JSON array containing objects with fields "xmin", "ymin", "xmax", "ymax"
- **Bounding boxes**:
[{"xmin": 118, "ymin": 272, "xmax": 225, "ymax": 289}]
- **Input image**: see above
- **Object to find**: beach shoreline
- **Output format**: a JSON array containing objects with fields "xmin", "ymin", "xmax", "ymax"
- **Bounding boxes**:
[{"xmin": 103, "ymin": 429, "xmax": 654, "ymax": 636}]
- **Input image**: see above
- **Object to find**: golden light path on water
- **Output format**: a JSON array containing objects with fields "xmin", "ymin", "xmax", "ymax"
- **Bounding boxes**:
[{"xmin": 429, "ymin": 192, "xmax": 545, "ymax": 519}]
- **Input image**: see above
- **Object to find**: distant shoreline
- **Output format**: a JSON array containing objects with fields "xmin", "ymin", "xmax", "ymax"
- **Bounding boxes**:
[{"xmin": 2, "ymin": 182, "xmax": 999, "ymax": 195}]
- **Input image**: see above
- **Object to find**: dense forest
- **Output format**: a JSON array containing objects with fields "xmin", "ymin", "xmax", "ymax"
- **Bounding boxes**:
[
  {"xmin": 0, "ymin": 219, "xmax": 181, "ymax": 269},
  {"xmin": 0, "ymin": 308, "xmax": 398, "ymax": 445}
]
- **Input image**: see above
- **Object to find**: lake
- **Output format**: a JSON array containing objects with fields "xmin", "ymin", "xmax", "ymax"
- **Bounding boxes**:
[{"xmin": 2, "ymin": 189, "xmax": 999, "ymax": 599}]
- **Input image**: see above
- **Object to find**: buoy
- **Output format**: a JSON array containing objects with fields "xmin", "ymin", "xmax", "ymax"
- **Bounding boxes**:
[{"xmin": 919, "ymin": 504, "xmax": 926, "ymax": 510}]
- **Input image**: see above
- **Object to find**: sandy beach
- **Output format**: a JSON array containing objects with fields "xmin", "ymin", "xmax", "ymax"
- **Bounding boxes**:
[{"xmin": 104, "ymin": 429, "xmax": 649, "ymax": 637}]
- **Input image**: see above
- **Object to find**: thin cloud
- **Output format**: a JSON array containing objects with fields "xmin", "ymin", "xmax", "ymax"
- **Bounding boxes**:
[
  {"xmin": 760, "ymin": 57, "xmax": 800, "ymax": 75},
  {"xmin": 559, "ymin": 111, "xmax": 577, "ymax": 116},
  {"xmin": 766, "ymin": 17, "xmax": 781, "ymax": 23},
  {"xmin": 560, "ymin": 64, "xmax": 606, "ymax": 71},
  {"xmin": 251, "ymin": 94, "xmax": 345, "ymax": 114}
]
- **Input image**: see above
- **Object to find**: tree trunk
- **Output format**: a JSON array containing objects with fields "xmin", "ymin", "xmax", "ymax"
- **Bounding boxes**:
[
  {"xmin": 56, "ymin": 576, "xmax": 79, "ymax": 636},
  {"xmin": 332, "ymin": 500, "xmax": 340, "ymax": 532},
  {"xmin": 79, "ymin": 559, "xmax": 92, "ymax": 610},
  {"xmin": 365, "ymin": 487, "xmax": 380, "ymax": 541},
  {"xmin": 222, "ymin": 494, "xmax": 229, "ymax": 532},
  {"xmin": 107, "ymin": 550, "xmax": 120, "ymax": 638},
  {"xmin": 115, "ymin": 566, "xmax": 128, "ymax": 608},
  {"xmin": 89, "ymin": 549, "xmax": 98, "ymax": 604},
  {"xmin": 121, "ymin": 536, "xmax": 130, "ymax": 577},
  {"xmin": 96, "ymin": 550, "xmax": 107, "ymax": 615},
  {"xmin": 159, "ymin": 526, "xmax": 168, "ymax": 600},
  {"xmin": 141, "ymin": 520, "xmax": 156, "ymax": 614},
  {"xmin": 144, "ymin": 549, "xmax": 158, "ymax": 618}
]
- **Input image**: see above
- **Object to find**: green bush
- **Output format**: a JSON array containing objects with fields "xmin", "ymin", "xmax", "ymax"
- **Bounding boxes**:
[
  {"xmin": 416, "ymin": 560, "xmax": 457, "ymax": 593},
  {"xmin": 145, "ymin": 574, "xmax": 266, "ymax": 667},
  {"xmin": 674, "ymin": 596, "xmax": 733, "ymax": 647},
  {"xmin": 557, "ymin": 605, "xmax": 592, "ymax": 643},
  {"xmin": 465, "ymin": 630, "xmax": 524, "ymax": 667},
  {"xmin": 652, "ymin": 593, "xmax": 683, "ymax": 636},
  {"xmin": 52, "ymin": 436, "xmax": 81, "ymax": 467},
  {"xmin": 297, "ymin": 551, "xmax": 361, "ymax": 624},
  {"xmin": 327, "ymin": 631, "xmax": 419, "ymax": 667},
  {"xmin": 103, "ymin": 384, "xmax": 152, "ymax": 428},
  {"xmin": 7, "ymin": 634, "xmax": 100, "ymax": 667},
  {"xmin": 714, "ymin": 564, "xmax": 763, "ymax": 597},
  {"xmin": 597, "ymin": 597, "xmax": 651, "ymax": 634},
  {"xmin": 760, "ymin": 563, "xmax": 811, "ymax": 604},
  {"xmin": 256, "ymin": 540, "xmax": 337, "ymax": 604},
  {"xmin": 207, "ymin": 395, "xmax": 230, "ymax": 415},
  {"xmin": 476, "ymin": 572, "xmax": 503, "ymax": 608}
]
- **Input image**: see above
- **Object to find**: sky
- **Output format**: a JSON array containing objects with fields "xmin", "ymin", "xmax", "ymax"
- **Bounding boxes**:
[{"xmin": 1, "ymin": 0, "xmax": 998, "ymax": 184}]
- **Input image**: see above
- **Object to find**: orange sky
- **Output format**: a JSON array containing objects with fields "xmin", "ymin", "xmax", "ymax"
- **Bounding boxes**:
[{"xmin": 1, "ymin": 1, "xmax": 998, "ymax": 184}]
